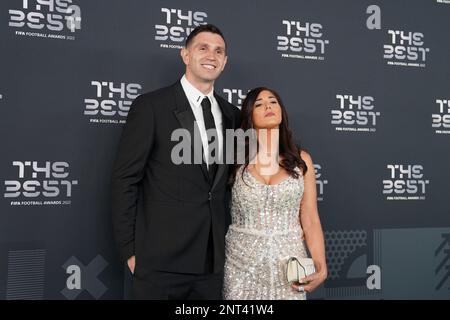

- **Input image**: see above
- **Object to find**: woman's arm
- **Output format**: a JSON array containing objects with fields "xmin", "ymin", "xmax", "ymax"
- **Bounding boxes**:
[{"xmin": 292, "ymin": 150, "xmax": 327, "ymax": 293}]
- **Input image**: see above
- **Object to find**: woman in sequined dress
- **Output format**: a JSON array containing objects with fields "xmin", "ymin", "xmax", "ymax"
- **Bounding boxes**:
[{"xmin": 223, "ymin": 87, "xmax": 327, "ymax": 300}]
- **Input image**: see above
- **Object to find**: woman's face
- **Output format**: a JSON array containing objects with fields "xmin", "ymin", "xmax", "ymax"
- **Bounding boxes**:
[{"xmin": 251, "ymin": 90, "xmax": 282, "ymax": 130}]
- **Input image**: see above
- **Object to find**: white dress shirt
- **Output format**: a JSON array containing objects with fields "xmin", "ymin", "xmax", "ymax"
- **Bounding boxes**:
[{"xmin": 180, "ymin": 75, "xmax": 223, "ymax": 167}]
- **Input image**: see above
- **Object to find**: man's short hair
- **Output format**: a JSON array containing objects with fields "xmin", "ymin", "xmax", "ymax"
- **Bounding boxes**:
[{"xmin": 185, "ymin": 24, "xmax": 227, "ymax": 50}]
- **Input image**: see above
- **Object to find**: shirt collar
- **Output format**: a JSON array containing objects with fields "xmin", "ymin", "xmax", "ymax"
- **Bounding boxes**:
[{"xmin": 181, "ymin": 74, "xmax": 215, "ymax": 108}]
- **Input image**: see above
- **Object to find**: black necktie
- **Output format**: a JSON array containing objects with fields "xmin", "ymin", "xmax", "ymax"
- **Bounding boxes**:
[{"xmin": 201, "ymin": 96, "xmax": 218, "ymax": 182}]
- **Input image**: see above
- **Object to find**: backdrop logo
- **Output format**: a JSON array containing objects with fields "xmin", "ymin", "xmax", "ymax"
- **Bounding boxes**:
[
  {"xmin": 84, "ymin": 81, "xmax": 142, "ymax": 124},
  {"xmin": 435, "ymin": 233, "xmax": 450, "ymax": 291},
  {"xmin": 323, "ymin": 229, "xmax": 382, "ymax": 298},
  {"xmin": 155, "ymin": 8, "xmax": 208, "ymax": 49},
  {"xmin": 223, "ymin": 88, "xmax": 248, "ymax": 109},
  {"xmin": 62, "ymin": 255, "xmax": 108, "ymax": 300},
  {"xmin": 383, "ymin": 29, "xmax": 430, "ymax": 68},
  {"xmin": 277, "ymin": 20, "xmax": 329, "ymax": 61},
  {"xmin": 314, "ymin": 164, "xmax": 328, "ymax": 201},
  {"xmin": 382, "ymin": 164, "xmax": 429, "ymax": 200},
  {"xmin": 331, "ymin": 94, "xmax": 380, "ymax": 133},
  {"xmin": 366, "ymin": 5, "xmax": 381, "ymax": 30},
  {"xmin": 4, "ymin": 161, "xmax": 78, "ymax": 206},
  {"xmin": 8, "ymin": 0, "xmax": 81, "ymax": 40},
  {"xmin": 325, "ymin": 230, "xmax": 368, "ymax": 281},
  {"xmin": 432, "ymin": 99, "xmax": 450, "ymax": 134}
]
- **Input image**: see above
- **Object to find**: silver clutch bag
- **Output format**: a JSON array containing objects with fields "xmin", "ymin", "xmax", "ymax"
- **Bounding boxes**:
[{"xmin": 285, "ymin": 257, "xmax": 316, "ymax": 284}]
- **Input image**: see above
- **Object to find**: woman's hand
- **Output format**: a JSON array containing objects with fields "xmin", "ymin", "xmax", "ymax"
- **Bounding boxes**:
[{"xmin": 291, "ymin": 268, "xmax": 327, "ymax": 293}]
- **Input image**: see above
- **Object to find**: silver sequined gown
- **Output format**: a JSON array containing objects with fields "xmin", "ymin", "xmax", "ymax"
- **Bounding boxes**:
[{"xmin": 223, "ymin": 166, "xmax": 307, "ymax": 300}]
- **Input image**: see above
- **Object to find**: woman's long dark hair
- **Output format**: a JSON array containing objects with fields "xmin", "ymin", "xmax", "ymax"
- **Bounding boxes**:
[{"xmin": 229, "ymin": 87, "xmax": 308, "ymax": 186}]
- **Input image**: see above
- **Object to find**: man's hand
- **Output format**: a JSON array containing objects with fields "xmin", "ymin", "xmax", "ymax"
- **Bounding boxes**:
[{"xmin": 127, "ymin": 255, "xmax": 136, "ymax": 274}]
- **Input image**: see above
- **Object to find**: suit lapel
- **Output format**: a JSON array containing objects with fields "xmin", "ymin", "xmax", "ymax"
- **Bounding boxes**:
[
  {"xmin": 211, "ymin": 94, "xmax": 234, "ymax": 190},
  {"xmin": 172, "ymin": 81, "xmax": 210, "ymax": 183}
]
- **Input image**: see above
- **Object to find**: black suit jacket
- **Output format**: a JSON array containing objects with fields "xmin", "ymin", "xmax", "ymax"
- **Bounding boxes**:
[{"xmin": 111, "ymin": 80, "xmax": 241, "ymax": 274}]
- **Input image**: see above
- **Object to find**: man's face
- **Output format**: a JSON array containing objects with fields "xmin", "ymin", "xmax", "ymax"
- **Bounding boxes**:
[{"xmin": 181, "ymin": 32, "xmax": 228, "ymax": 85}]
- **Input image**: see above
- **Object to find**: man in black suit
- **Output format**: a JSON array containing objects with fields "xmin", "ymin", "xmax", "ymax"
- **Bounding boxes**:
[{"xmin": 111, "ymin": 24, "xmax": 240, "ymax": 299}]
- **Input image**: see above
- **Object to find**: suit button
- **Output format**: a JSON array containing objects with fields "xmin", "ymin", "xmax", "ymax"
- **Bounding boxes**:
[{"xmin": 208, "ymin": 192, "xmax": 212, "ymax": 200}]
